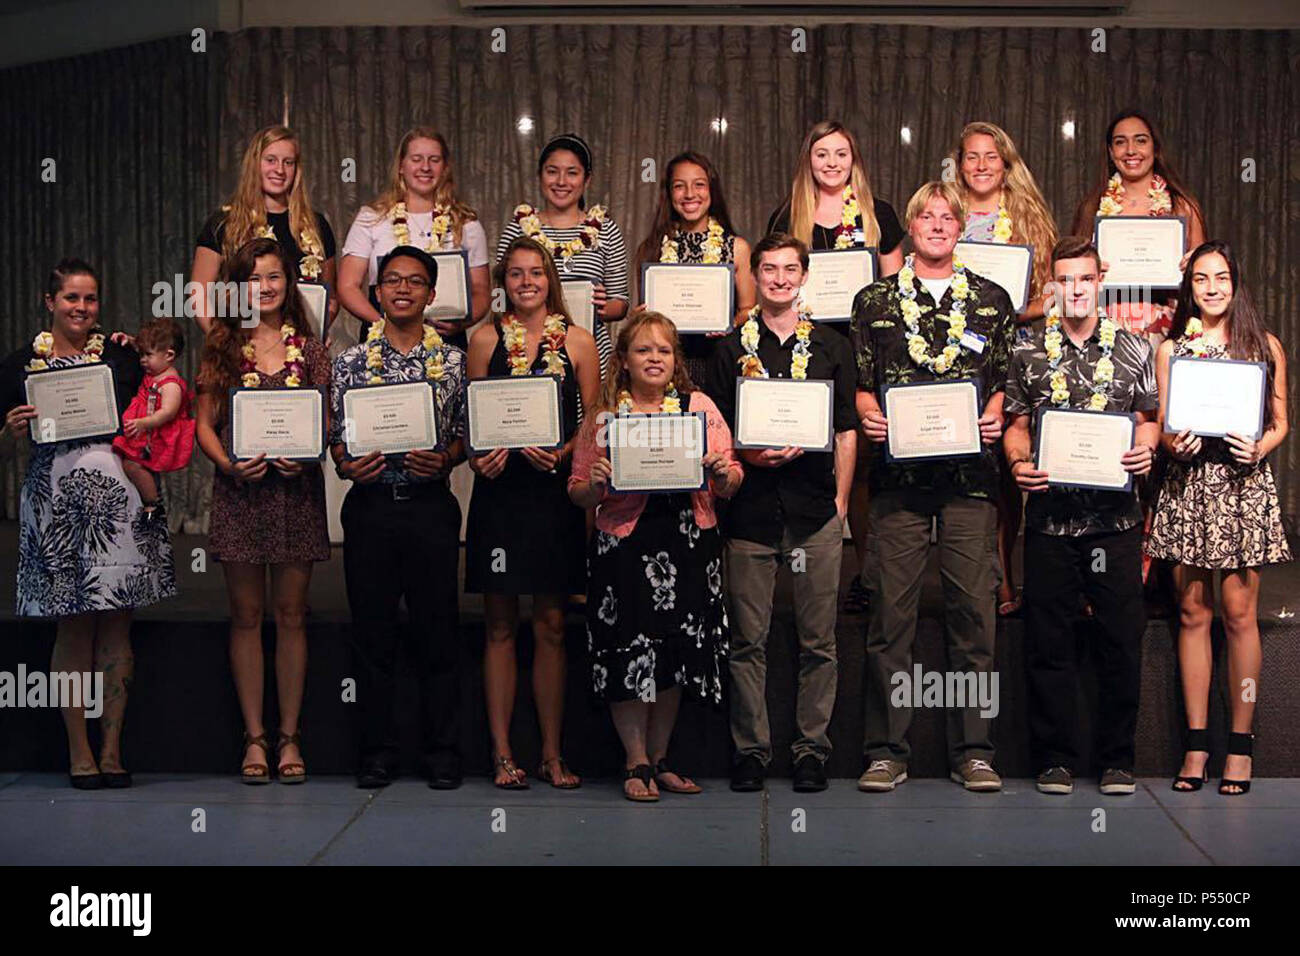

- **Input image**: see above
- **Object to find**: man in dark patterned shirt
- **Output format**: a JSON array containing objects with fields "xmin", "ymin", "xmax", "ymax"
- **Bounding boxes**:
[
  {"xmin": 328, "ymin": 246, "xmax": 467, "ymax": 790},
  {"xmin": 1003, "ymin": 237, "xmax": 1159, "ymax": 798},
  {"xmin": 850, "ymin": 181, "xmax": 1015, "ymax": 794}
]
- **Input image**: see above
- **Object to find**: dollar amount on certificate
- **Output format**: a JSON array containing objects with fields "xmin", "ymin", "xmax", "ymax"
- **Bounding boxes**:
[
  {"xmin": 466, "ymin": 376, "xmax": 563, "ymax": 452},
  {"xmin": 803, "ymin": 249, "xmax": 877, "ymax": 322},
  {"xmin": 229, "ymin": 387, "xmax": 325, "ymax": 461},
  {"xmin": 342, "ymin": 381, "xmax": 438, "ymax": 457},
  {"xmin": 1036, "ymin": 407, "xmax": 1134, "ymax": 491},
  {"xmin": 733, "ymin": 378, "xmax": 833, "ymax": 451},
  {"xmin": 24, "ymin": 362, "xmax": 120, "ymax": 444},
  {"xmin": 1094, "ymin": 216, "xmax": 1185, "ymax": 288},
  {"xmin": 884, "ymin": 380, "xmax": 981, "ymax": 460},
  {"xmin": 607, "ymin": 413, "xmax": 706, "ymax": 493},
  {"xmin": 642, "ymin": 263, "xmax": 734, "ymax": 333}
]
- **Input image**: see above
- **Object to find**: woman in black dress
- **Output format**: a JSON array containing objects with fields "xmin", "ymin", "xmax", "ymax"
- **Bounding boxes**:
[{"xmin": 465, "ymin": 236, "xmax": 600, "ymax": 789}]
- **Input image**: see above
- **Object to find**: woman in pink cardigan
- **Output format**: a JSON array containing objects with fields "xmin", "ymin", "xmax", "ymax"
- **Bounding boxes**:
[{"xmin": 570, "ymin": 311, "xmax": 743, "ymax": 801}]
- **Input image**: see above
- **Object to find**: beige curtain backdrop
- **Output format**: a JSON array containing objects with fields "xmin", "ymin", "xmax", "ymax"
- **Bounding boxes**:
[{"xmin": 3, "ymin": 25, "xmax": 1298, "ymax": 531}]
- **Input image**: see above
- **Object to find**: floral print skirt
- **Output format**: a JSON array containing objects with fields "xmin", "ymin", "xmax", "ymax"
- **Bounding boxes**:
[{"xmin": 586, "ymin": 493, "xmax": 728, "ymax": 705}]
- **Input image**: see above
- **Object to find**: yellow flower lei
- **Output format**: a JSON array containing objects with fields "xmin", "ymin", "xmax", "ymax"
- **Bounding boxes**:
[
  {"xmin": 898, "ymin": 255, "xmax": 972, "ymax": 375},
  {"xmin": 1098, "ymin": 173, "xmax": 1172, "ymax": 217},
  {"xmin": 660, "ymin": 217, "xmax": 725, "ymax": 264},
  {"xmin": 502, "ymin": 313, "xmax": 568, "ymax": 379},
  {"xmin": 738, "ymin": 304, "xmax": 814, "ymax": 379},
  {"xmin": 1181, "ymin": 316, "xmax": 1209, "ymax": 358},
  {"xmin": 617, "ymin": 385, "xmax": 681, "ymax": 414},
  {"xmin": 364, "ymin": 318, "xmax": 445, "ymax": 385},
  {"xmin": 832, "ymin": 184, "xmax": 861, "ymax": 250},
  {"xmin": 27, "ymin": 329, "xmax": 105, "ymax": 372},
  {"xmin": 1045, "ymin": 305, "xmax": 1117, "ymax": 410},
  {"xmin": 391, "ymin": 201, "xmax": 452, "ymax": 252},
  {"xmin": 513, "ymin": 203, "xmax": 606, "ymax": 262},
  {"xmin": 992, "ymin": 196, "xmax": 1013, "ymax": 244},
  {"xmin": 241, "ymin": 323, "xmax": 306, "ymax": 388},
  {"xmin": 258, "ymin": 221, "xmax": 325, "ymax": 279}
]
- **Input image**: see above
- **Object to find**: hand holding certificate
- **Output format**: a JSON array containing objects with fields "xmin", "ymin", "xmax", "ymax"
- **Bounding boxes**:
[
  {"xmin": 641, "ymin": 263, "xmax": 735, "ymax": 334},
  {"xmin": 24, "ymin": 363, "xmax": 120, "ymax": 444},
  {"xmin": 1165, "ymin": 355, "xmax": 1267, "ymax": 440},
  {"xmin": 1094, "ymin": 216, "xmax": 1186, "ymax": 288},
  {"xmin": 882, "ymin": 380, "xmax": 982, "ymax": 461},
  {"xmin": 1034, "ymin": 407, "xmax": 1136, "ymax": 491},
  {"xmin": 229, "ymin": 386, "xmax": 327, "ymax": 461},
  {"xmin": 341, "ymin": 381, "xmax": 438, "ymax": 457},
  {"xmin": 733, "ymin": 378, "xmax": 833, "ymax": 451},
  {"xmin": 607, "ymin": 412, "xmax": 707, "ymax": 493},
  {"xmin": 466, "ymin": 375, "xmax": 564, "ymax": 453}
]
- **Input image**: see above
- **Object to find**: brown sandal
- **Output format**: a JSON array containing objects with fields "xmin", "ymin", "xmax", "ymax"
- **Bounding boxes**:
[
  {"xmin": 537, "ymin": 756, "xmax": 581, "ymax": 789},
  {"xmin": 653, "ymin": 758, "xmax": 702, "ymax": 794},
  {"xmin": 623, "ymin": 764, "xmax": 659, "ymax": 802},
  {"xmin": 493, "ymin": 755, "xmax": 529, "ymax": 790},
  {"xmin": 240, "ymin": 732, "xmax": 272, "ymax": 785},
  {"xmin": 276, "ymin": 731, "xmax": 307, "ymax": 784}
]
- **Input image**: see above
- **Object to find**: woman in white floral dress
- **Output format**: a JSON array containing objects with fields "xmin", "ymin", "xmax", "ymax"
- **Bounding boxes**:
[{"xmin": 569, "ymin": 312, "xmax": 742, "ymax": 801}]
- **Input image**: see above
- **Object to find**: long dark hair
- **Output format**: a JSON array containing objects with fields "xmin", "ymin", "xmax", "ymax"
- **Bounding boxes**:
[
  {"xmin": 634, "ymin": 151, "xmax": 738, "ymax": 271},
  {"xmin": 1172, "ymin": 239, "xmax": 1277, "ymax": 428}
]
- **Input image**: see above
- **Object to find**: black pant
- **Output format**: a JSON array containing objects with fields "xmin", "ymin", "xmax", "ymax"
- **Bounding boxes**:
[
  {"xmin": 342, "ymin": 481, "xmax": 462, "ymax": 772},
  {"xmin": 1024, "ymin": 525, "xmax": 1145, "ymax": 773}
]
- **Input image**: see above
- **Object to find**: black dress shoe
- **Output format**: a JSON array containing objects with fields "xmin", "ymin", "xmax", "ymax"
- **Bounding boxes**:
[
  {"xmin": 792, "ymin": 755, "xmax": 828, "ymax": 792},
  {"xmin": 101, "ymin": 771, "xmax": 133, "ymax": 789},
  {"xmin": 730, "ymin": 754, "xmax": 766, "ymax": 792},
  {"xmin": 356, "ymin": 764, "xmax": 393, "ymax": 789},
  {"xmin": 69, "ymin": 773, "xmax": 103, "ymax": 790},
  {"xmin": 427, "ymin": 765, "xmax": 463, "ymax": 790}
]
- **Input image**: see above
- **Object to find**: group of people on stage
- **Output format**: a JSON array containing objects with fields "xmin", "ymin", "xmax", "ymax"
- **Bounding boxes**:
[{"xmin": 1, "ymin": 111, "xmax": 1289, "ymax": 802}]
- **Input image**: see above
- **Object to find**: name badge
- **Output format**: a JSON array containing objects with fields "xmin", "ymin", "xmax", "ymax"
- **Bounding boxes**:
[{"xmin": 960, "ymin": 330, "xmax": 987, "ymax": 354}]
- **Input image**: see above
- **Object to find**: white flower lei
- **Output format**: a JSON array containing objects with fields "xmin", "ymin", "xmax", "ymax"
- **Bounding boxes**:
[
  {"xmin": 1098, "ymin": 173, "xmax": 1172, "ymax": 217},
  {"xmin": 1044, "ymin": 304, "xmax": 1117, "ymax": 410},
  {"xmin": 738, "ymin": 304, "xmax": 814, "ymax": 379},
  {"xmin": 27, "ymin": 329, "xmax": 104, "ymax": 371},
  {"xmin": 364, "ymin": 318, "xmax": 445, "ymax": 385},
  {"xmin": 258, "ymin": 221, "xmax": 325, "ymax": 279},
  {"xmin": 898, "ymin": 254, "xmax": 972, "ymax": 375},
  {"xmin": 513, "ymin": 203, "xmax": 606, "ymax": 263},
  {"xmin": 391, "ymin": 201, "xmax": 452, "ymax": 252},
  {"xmin": 660, "ymin": 217, "xmax": 725, "ymax": 264}
]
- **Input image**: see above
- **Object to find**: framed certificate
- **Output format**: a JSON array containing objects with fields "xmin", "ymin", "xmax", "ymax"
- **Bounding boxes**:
[
  {"xmin": 298, "ymin": 282, "xmax": 328, "ymax": 340},
  {"xmin": 561, "ymin": 279, "xmax": 596, "ymax": 333},
  {"xmin": 1034, "ymin": 406, "xmax": 1135, "ymax": 492},
  {"xmin": 24, "ymin": 362, "xmax": 120, "ymax": 444},
  {"xmin": 1165, "ymin": 355, "xmax": 1268, "ymax": 441},
  {"xmin": 1094, "ymin": 216, "xmax": 1186, "ymax": 289},
  {"xmin": 426, "ymin": 249, "xmax": 472, "ymax": 324},
  {"xmin": 882, "ymin": 379, "xmax": 983, "ymax": 462},
  {"xmin": 954, "ymin": 241, "xmax": 1034, "ymax": 312},
  {"xmin": 733, "ymin": 378, "xmax": 834, "ymax": 452},
  {"xmin": 466, "ymin": 375, "xmax": 564, "ymax": 454},
  {"xmin": 608, "ymin": 411, "xmax": 708, "ymax": 494},
  {"xmin": 641, "ymin": 262, "xmax": 735, "ymax": 334},
  {"xmin": 340, "ymin": 380, "xmax": 439, "ymax": 458},
  {"xmin": 802, "ymin": 248, "xmax": 877, "ymax": 322},
  {"xmin": 228, "ymin": 386, "xmax": 327, "ymax": 462}
]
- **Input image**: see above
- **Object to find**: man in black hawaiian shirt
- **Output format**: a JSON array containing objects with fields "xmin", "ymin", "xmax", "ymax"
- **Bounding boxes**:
[
  {"xmin": 850, "ymin": 181, "xmax": 1015, "ymax": 793},
  {"xmin": 1003, "ymin": 236, "xmax": 1159, "ymax": 797}
]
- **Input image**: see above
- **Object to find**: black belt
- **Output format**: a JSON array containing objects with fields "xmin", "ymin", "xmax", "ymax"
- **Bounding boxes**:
[{"xmin": 351, "ymin": 480, "xmax": 447, "ymax": 503}]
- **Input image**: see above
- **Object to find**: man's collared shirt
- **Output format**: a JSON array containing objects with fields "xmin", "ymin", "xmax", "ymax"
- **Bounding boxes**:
[
  {"xmin": 704, "ymin": 315, "xmax": 858, "ymax": 547},
  {"xmin": 1003, "ymin": 318, "xmax": 1157, "ymax": 536},
  {"xmin": 850, "ymin": 267, "xmax": 1016, "ymax": 500},
  {"xmin": 329, "ymin": 332, "xmax": 467, "ymax": 485}
]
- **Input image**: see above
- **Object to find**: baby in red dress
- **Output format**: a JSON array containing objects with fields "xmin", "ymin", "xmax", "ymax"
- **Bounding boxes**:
[{"xmin": 112, "ymin": 317, "xmax": 196, "ymax": 520}]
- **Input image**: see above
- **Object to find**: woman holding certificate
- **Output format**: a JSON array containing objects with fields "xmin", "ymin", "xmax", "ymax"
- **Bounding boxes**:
[
  {"xmin": 495, "ymin": 133, "xmax": 629, "ymax": 372},
  {"xmin": 1, "ymin": 259, "xmax": 177, "ymax": 789},
  {"xmin": 465, "ymin": 236, "xmax": 600, "ymax": 789},
  {"xmin": 1148, "ymin": 241, "xmax": 1291, "ymax": 796},
  {"xmin": 195, "ymin": 238, "xmax": 331, "ymax": 784},
  {"xmin": 633, "ymin": 151, "xmax": 756, "ymax": 383},
  {"xmin": 569, "ymin": 311, "xmax": 743, "ymax": 801},
  {"xmin": 189, "ymin": 125, "xmax": 337, "ymax": 337},
  {"xmin": 953, "ymin": 121, "xmax": 1059, "ymax": 619},
  {"xmin": 338, "ymin": 127, "xmax": 490, "ymax": 347}
]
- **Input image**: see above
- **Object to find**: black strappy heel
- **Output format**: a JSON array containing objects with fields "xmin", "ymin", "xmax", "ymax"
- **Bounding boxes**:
[
  {"xmin": 1171, "ymin": 728, "xmax": 1210, "ymax": 792},
  {"xmin": 1219, "ymin": 732, "xmax": 1254, "ymax": 796}
]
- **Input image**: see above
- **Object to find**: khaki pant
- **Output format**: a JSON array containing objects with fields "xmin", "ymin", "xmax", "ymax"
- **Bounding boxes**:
[{"xmin": 727, "ymin": 515, "xmax": 842, "ymax": 764}]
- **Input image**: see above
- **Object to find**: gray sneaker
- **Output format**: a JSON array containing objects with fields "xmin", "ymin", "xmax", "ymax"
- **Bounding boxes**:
[
  {"xmin": 1100, "ymin": 768, "xmax": 1137, "ymax": 795},
  {"xmin": 951, "ymin": 758, "xmax": 1002, "ymax": 792},
  {"xmin": 858, "ymin": 759, "xmax": 908, "ymax": 792},
  {"xmin": 1036, "ymin": 766, "xmax": 1074, "ymax": 795}
]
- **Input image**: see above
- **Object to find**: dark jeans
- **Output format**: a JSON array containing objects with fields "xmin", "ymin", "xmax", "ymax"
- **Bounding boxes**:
[
  {"xmin": 342, "ymin": 481, "xmax": 462, "ymax": 773},
  {"xmin": 1023, "ymin": 525, "xmax": 1145, "ymax": 773}
]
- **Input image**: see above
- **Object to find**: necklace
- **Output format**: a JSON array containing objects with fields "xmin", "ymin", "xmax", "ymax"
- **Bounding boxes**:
[
  {"xmin": 1099, "ymin": 173, "xmax": 1172, "ymax": 217},
  {"xmin": 27, "ymin": 329, "xmax": 104, "ymax": 372},
  {"xmin": 502, "ymin": 313, "xmax": 568, "ymax": 379},
  {"xmin": 1044, "ymin": 306, "xmax": 1117, "ymax": 410},
  {"xmin": 831, "ymin": 184, "xmax": 861, "ymax": 250},
  {"xmin": 897, "ymin": 255, "xmax": 972, "ymax": 375},
  {"xmin": 738, "ymin": 304, "xmax": 813, "ymax": 379},
  {"xmin": 513, "ymin": 203, "xmax": 605, "ymax": 263},
  {"xmin": 617, "ymin": 385, "xmax": 681, "ymax": 414},
  {"xmin": 365, "ymin": 318, "xmax": 445, "ymax": 384},
  {"xmin": 660, "ymin": 217, "xmax": 725, "ymax": 263},
  {"xmin": 391, "ymin": 201, "xmax": 452, "ymax": 252},
  {"xmin": 257, "ymin": 220, "xmax": 325, "ymax": 279},
  {"xmin": 241, "ymin": 323, "xmax": 306, "ymax": 388}
]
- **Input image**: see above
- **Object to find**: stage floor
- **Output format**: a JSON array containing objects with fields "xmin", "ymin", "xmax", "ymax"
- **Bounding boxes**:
[{"xmin": 2, "ymin": 772, "xmax": 1297, "ymax": 865}]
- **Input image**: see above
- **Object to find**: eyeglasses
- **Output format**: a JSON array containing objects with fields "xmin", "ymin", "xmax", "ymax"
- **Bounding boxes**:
[{"xmin": 379, "ymin": 274, "xmax": 430, "ymax": 290}]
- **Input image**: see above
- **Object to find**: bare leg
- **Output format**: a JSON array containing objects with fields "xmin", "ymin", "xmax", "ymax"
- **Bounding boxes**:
[
  {"xmin": 483, "ymin": 593, "xmax": 523, "ymax": 784},
  {"xmin": 224, "ymin": 562, "xmax": 268, "ymax": 773},
  {"xmin": 648, "ymin": 686, "xmax": 696, "ymax": 791},
  {"xmin": 51, "ymin": 614, "xmax": 97, "ymax": 775},
  {"xmin": 532, "ymin": 593, "xmax": 579, "ymax": 785},
  {"xmin": 611, "ymin": 699, "xmax": 656, "ymax": 798},
  {"xmin": 1173, "ymin": 565, "xmax": 1214, "ymax": 786},
  {"xmin": 93, "ymin": 610, "xmax": 134, "ymax": 773},
  {"xmin": 120, "ymin": 458, "xmax": 158, "ymax": 506},
  {"xmin": 270, "ymin": 561, "xmax": 312, "ymax": 774},
  {"xmin": 1219, "ymin": 568, "xmax": 1261, "ymax": 791}
]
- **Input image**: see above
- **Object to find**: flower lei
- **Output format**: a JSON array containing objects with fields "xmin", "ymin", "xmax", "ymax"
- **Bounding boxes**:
[
  {"xmin": 1098, "ymin": 172, "xmax": 1173, "ymax": 217},
  {"xmin": 660, "ymin": 217, "xmax": 725, "ymax": 264},
  {"xmin": 502, "ymin": 313, "xmax": 568, "ymax": 379},
  {"xmin": 391, "ymin": 201, "xmax": 452, "ymax": 252},
  {"xmin": 991, "ymin": 196, "xmax": 1013, "ymax": 243},
  {"xmin": 258, "ymin": 222, "xmax": 325, "ymax": 280},
  {"xmin": 241, "ymin": 323, "xmax": 306, "ymax": 388},
  {"xmin": 898, "ymin": 255, "xmax": 972, "ymax": 375},
  {"xmin": 513, "ymin": 203, "xmax": 605, "ymax": 262},
  {"xmin": 27, "ymin": 329, "xmax": 105, "ymax": 371},
  {"xmin": 832, "ymin": 184, "xmax": 861, "ymax": 250},
  {"xmin": 738, "ymin": 304, "xmax": 814, "ymax": 379},
  {"xmin": 617, "ymin": 384, "xmax": 681, "ymax": 414},
  {"xmin": 1180, "ymin": 316, "xmax": 1209, "ymax": 358},
  {"xmin": 364, "ymin": 318, "xmax": 445, "ymax": 385},
  {"xmin": 1044, "ymin": 305, "xmax": 1117, "ymax": 410}
]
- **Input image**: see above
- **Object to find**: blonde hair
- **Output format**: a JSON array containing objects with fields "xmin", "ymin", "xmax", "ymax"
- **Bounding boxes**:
[
  {"xmin": 595, "ymin": 311, "xmax": 695, "ymax": 415},
  {"xmin": 492, "ymin": 236, "xmax": 571, "ymax": 323},
  {"xmin": 219, "ymin": 125, "xmax": 322, "ymax": 263},
  {"xmin": 904, "ymin": 181, "xmax": 967, "ymax": 231},
  {"xmin": 367, "ymin": 126, "xmax": 478, "ymax": 246},
  {"xmin": 788, "ymin": 120, "xmax": 881, "ymax": 248},
  {"xmin": 952, "ymin": 121, "xmax": 1058, "ymax": 299}
]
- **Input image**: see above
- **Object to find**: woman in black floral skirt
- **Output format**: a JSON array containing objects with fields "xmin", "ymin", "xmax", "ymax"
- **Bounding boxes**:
[{"xmin": 569, "ymin": 311, "xmax": 743, "ymax": 801}]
